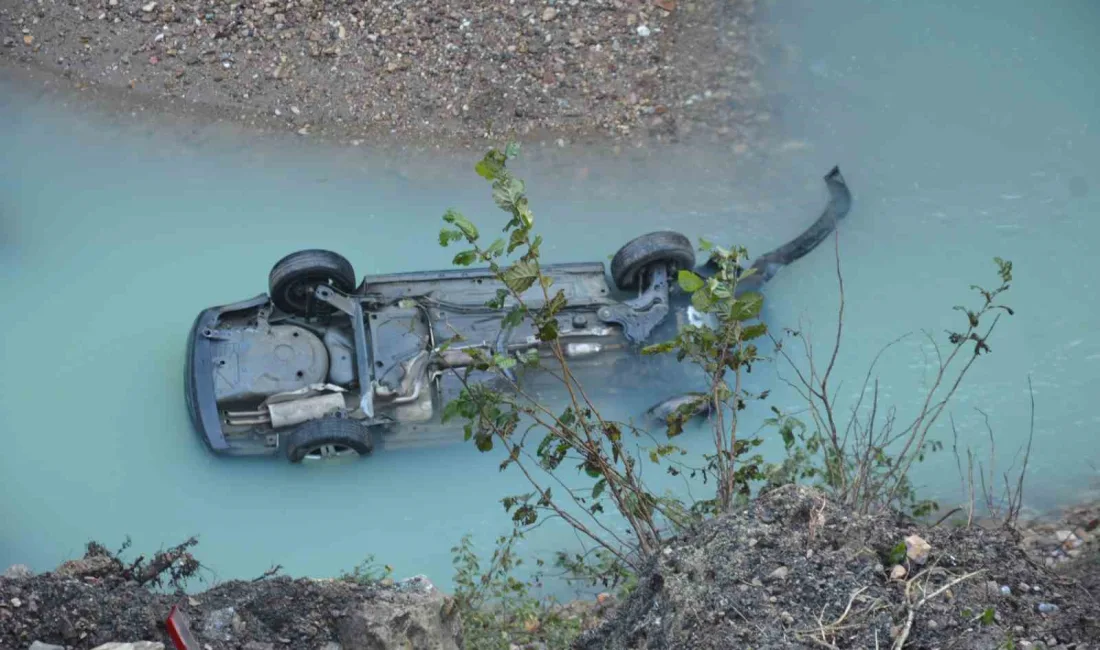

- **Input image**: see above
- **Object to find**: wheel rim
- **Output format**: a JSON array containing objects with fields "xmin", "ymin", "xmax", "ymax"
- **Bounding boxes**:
[{"xmin": 301, "ymin": 443, "xmax": 360, "ymax": 462}]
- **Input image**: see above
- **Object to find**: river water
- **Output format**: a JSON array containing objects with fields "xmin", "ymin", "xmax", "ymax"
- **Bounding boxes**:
[{"xmin": 1, "ymin": 0, "xmax": 1098, "ymax": 595}]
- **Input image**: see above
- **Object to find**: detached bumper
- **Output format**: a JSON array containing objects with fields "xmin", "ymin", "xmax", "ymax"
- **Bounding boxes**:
[{"xmin": 184, "ymin": 294, "xmax": 272, "ymax": 456}]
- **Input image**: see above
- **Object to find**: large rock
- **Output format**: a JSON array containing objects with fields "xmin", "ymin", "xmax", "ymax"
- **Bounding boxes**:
[
  {"xmin": 200, "ymin": 607, "xmax": 245, "ymax": 642},
  {"xmin": 336, "ymin": 577, "xmax": 461, "ymax": 650},
  {"xmin": 53, "ymin": 555, "xmax": 118, "ymax": 579}
]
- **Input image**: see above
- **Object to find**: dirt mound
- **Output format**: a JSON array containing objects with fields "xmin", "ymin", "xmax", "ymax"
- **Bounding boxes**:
[
  {"xmin": 0, "ymin": 549, "xmax": 460, "ymax": 650},
  {"xmin": 574, "ymin": 485, "xmax": 1099, "ymax": 650}
]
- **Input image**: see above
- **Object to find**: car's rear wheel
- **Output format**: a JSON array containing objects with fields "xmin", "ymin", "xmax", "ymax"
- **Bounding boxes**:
[
  {"xmin": 269, "ymin": 249, "xmax": 356, "ymax": 316},
  {"xmin": 284, "ymin": 417, "xmax": 374, "ymax": 464},
  {"xmin": 610, "ymin": 231, "xmax": 696, "ymax": 292}
]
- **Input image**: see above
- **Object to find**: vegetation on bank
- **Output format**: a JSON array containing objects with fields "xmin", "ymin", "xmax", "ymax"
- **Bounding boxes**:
[{"xmin": 420, "ymin": 142, "xmax": 1029, "ymax": 649}]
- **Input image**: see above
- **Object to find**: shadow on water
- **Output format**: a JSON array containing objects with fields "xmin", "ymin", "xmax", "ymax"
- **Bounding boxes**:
[{"xmin": 2, "ymin": 0, "xmax": 1099, "ymax": 596}]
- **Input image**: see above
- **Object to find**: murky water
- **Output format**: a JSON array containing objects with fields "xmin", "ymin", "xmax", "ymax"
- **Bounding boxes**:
[{"xmin": 2, "ymin": 0, "xmax": 1098, "ymax": 596}]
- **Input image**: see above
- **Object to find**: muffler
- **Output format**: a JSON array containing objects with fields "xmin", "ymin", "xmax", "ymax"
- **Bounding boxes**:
[{"xmin": 266, "ymin": 392, "xmax": 347, "ymax": 428}]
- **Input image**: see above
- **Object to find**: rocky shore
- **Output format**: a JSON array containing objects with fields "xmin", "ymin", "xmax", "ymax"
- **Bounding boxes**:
[
  {"xmin": 0, "ymin": 0, "xmax": 769, "ymax": 149},
  {"xmin": 3, "ymin": 488, "xmax": 1097, "ymax": 650}
]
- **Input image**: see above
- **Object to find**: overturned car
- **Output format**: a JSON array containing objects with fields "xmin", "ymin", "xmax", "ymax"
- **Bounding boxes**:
[{"xmin": 184, "ymin": 166, "xmax": 851, "ymax": 463}]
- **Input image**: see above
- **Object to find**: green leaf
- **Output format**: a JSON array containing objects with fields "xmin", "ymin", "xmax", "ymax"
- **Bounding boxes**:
[
  {"xmin": 516, "ymin": 199, "xmax": 535, "ymax": 229},
  {"xmin": 475, "ymin": 432, "xmax": 494, "ymax": 452},
  {"xmin": 730, "ymin": 291, "xmax": 764, "ymax": 321},
  {"xmin": 452, "ymin": 250, "xmax": 478, "ymax": 266},
  {"xmin": 691, "ymin": 287, "xmax": 716, "ymax": 313},
  {"xmin": 741, "ymin": 323, "xmax": 767, "ymax": 340},
  {"xmin": 486, "ymin": 238, "xmax": 505, "ymax": 257},
  {"xmin": 493, "ymin": 354, "xmax": 517, "ymax": 371},
  {"xmin": 441, "ymin": 399, "xmax": 462, "ymax": 423},
  {"xmin": 486, "ymin": 288, "xmax": 509, "ymax": 310},
  {"xmin": 492, "ymin": 177, "xmax": 526, "ymax": 212},
  {"xmin": 475, "ymin": 150, "xmax": 507, "ymax": 180},
  {"xmin": 501, "ymin": 260, "xmax": 540, "ymax": 294},
  {"xmin": 439, "ymin": 228, "xmax": 464, "ymax": 247},
  {"xmin": 677, "ymin": 269, "xmax": 705, "ymax": 293},
  {"xmin": 591, "ymin": 479, "xmax": 607, "ymax": 500},
  {"xmin": 504, "ymin": 141, "xmax": 521, "ymax": 159},
  {"xmin": 698, "ymin": 237, "xmax": 713, "ymax": 252},
  {"xmin": 994, "ymin": 256, "xmax": 1012, "ymax": 283},
  {"xmin": 507, "ymin": 228, "xmax": 527, "ymax": 254},
  {"xmin": 442, "ymin": 209, "xmax": 479, "ymax": 241},
  {"xmin": 537, "ymin": 318, "xmax": 559, "ymax": 342},
  {"xmin": 543, "ymin": 289, "xmax": 567, "ymax": 316},
  {"xmin": 502, "ymin": 305, "xmax": 526, "ymax": 328}
]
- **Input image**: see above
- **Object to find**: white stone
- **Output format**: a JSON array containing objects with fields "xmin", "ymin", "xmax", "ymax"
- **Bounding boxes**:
[{"xmin": 904, "ymin": 534, "xmax": 931, "ymax": 564}]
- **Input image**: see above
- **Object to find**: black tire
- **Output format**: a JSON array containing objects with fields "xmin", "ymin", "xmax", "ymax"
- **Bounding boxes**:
[
  {"xmin": 284, "ymin": 417, "xmax": 374, "ymax": 463},
  {"xmin": 268, "ymin": 249, "xmax": 356, "ymax": 316},
  {"xmin": 610, "ymin": 231, "xmax": 696, "ymax": 292}
]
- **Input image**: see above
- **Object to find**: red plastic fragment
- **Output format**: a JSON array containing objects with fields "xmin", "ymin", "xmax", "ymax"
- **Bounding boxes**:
[{"xmin": 166, "ymin": 603, "xmax": 199, "ymax": 650}]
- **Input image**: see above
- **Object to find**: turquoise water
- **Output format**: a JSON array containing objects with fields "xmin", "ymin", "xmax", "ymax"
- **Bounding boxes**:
[{"xmin": 2, "ymin": 0, "xmax": 1099, "ymax": 595}]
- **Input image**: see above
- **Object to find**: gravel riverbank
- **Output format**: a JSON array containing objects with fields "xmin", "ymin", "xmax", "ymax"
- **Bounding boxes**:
[{"xmin": 1, "ymin": 0, "xmax": 769, "ymax": 149}]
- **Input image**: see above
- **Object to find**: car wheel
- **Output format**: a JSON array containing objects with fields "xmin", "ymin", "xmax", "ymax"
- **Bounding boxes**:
[
  {"xmin": 610, "ymin": 231, "xmax": 696, "ymax": 292},
  {"xmin": 283, "ymin": 417, "xmax": 374, "ymax": 464},
  {"xmin": 268, "ymin": 249, "xmax": 356, "ymax": 316}
]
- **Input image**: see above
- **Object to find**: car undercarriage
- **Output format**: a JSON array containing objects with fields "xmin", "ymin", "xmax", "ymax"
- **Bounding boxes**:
[{"xmin": 184, "ymin": 165, "xmax": 851, "ymax": 463}]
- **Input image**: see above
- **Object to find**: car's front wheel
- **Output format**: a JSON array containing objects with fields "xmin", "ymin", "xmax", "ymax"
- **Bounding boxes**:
[
  {"xmin": 268, "ymin": 249, "xmax": 357, "ymax": 316},
  {"xmin": 283, "ymin": 417, "xmax": 374, "ymax": 464},
  {"xmin": 610, "ymin": 231, "xmax": 696, "ymax": 292}
]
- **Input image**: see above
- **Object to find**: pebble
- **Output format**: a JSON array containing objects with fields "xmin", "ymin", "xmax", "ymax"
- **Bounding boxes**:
[
  {"xmin": 29, "ymin": 643, "xmax": 65, "ymax": 650},
  {"xmin": 1036, "ymin": 603, "xmax": 1059, "ymax": 614},
  {"xmin": 541, "ymin": 7, "xmax": 558, "ymax": 21},
  {"xmin": 636, "ymin": 25, "xmax": 651, "ymax": 37},
  {"xmin": 141, "ymin": 2, "xmax": 157, "ymax": 12},
  {"xmin": 766, "ymin": 566, "xmax": 789, "ymax": 581},
  {"xmin": 890, "ymin": 565, "xmax": 907, "ymax": 580},
  {"xmin": 10, "ymin": 597, "xmax": 22, "ymax": 607}
]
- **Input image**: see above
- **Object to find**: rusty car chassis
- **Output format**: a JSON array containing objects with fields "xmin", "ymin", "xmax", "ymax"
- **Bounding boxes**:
[{"xmin": 184, "ymin": 166, "xmax": 851, "ymax": 463}]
